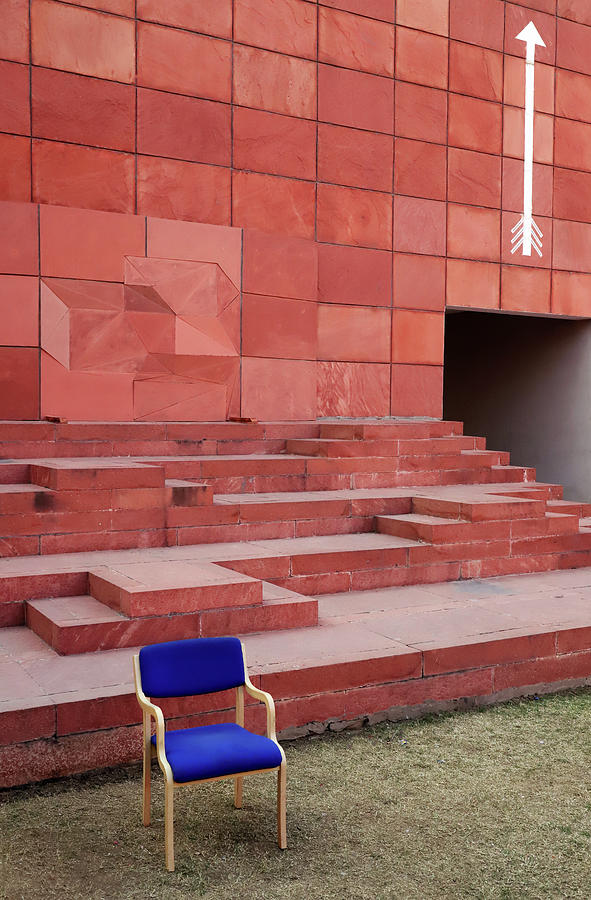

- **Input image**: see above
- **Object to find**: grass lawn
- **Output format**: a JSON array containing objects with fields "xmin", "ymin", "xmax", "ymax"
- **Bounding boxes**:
[{"xmin": 1, "ymin": 689, "xmax": 591, "ymax": 900}]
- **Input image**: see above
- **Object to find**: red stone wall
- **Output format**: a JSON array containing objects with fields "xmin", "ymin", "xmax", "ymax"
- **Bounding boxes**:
[{"xmin": 1, "ymin": 0, "xmax": 591, "ymax": 420}]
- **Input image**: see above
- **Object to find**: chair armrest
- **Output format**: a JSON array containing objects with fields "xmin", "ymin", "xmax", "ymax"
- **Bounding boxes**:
[
  {"xmin": 133, "ymin": 654, "xmax": 173, "ymax": 782},
  {"xmin": 243, "ymin": 678, "xmax": 279, "ymax": 744}
]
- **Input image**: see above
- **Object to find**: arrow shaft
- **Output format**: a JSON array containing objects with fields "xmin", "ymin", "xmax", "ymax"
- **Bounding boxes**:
[{"xmin": 522, "ymin": 49, "xmax": 536, "ymax": 256}]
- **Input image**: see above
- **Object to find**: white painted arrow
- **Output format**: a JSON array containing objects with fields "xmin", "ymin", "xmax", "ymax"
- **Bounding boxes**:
[{"xmin": 511, "ymin": 21, "xmax": 546, "ymax": 258}]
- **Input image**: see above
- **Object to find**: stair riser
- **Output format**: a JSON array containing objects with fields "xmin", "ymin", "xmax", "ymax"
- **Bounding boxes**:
[
  {"xmin": 318, "ymin": 423, "xmax": 463, "ymax": 440},
  {"xmin": 412, "ymin": 497, "xmax": 546, "ymax": 522},
  {"xmin": 379, "ymin": 516, "xmax": 580, "ymax": 544},
  {"xmin": 29, "ymin": 465, "xmax": 165, "ymax": 491}
]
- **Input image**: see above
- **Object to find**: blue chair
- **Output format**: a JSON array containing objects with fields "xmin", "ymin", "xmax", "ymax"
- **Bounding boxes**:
[{"xmin": 133, "ymin": 637, "xmax": 287, "ymax": 871}]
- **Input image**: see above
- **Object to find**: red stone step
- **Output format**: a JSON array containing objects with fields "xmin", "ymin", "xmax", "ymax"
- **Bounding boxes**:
[
  {"xmin": 412, "ymin": 495, "xmax": 546, "ymax": 522},
  {"xmin": 318, "ymin": 421, "xmax": 463, "ymax": 439},
  {"xmin": 377, "ymin": 511, "xmax": 580, "ymax": 544},
  {"xmin": 30, "ymin": 461, "xmax": 165, "ymax": 491},
  {"xmin": 547, "ymin": 499, "xmax": 591, "ymax": 517}
]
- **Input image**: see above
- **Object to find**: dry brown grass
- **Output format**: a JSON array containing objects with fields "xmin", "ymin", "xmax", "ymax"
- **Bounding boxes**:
[{"xmin": 2, "ymin": 689, "xmax": 591, "ymax": 900}]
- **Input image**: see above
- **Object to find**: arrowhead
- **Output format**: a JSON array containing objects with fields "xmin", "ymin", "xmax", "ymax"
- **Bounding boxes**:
[{"xmin": 516, "ymin": 21, "xmax": 546, "ymax": 47}]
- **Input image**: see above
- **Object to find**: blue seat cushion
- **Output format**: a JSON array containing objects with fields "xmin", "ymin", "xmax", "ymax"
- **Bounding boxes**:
[{"xmin": 152, "ymin": 723, "xmax": 283, "ymax": 783}]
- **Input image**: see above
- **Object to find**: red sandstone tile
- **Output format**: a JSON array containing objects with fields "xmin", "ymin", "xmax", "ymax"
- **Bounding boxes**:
[
  {"xmin": 494, "ymin": 650, "xmax": 591, "ymax": 692},
  {"xmin": 559, "ymin": 0, "xmax": 591, "ymax": 25},
  {"xmin": 555, "ymin": 118, "xmax": 591, "ymax": 173},
  {"xmin": 137, "ymin": 156, "xmax": 230, "ymax": 225},
  {"xmin": 40, "ymin": 205, "xmax": 145, "ymax": 280},
  {"xmin": 317, "ymin": 305, "xmax": 391, "ymax": 363},
  {"xmin": 449, "ymin": 0, "xmax": 504, "ymax": 51},
  {"xmin": 319, "ymin": 6, "xmax": 394, "ymax": 76},
  {"xmin": 553, "ymin": 219, "xmax": 591, "ymax": 272},
  {"xmin": 502, "ymin": 158, "xmax": 553, "ymax": 217},
  {"xmin": 242, "ymin": 357, "xmax": 317, "ymax": 420},
  {"xmin": 318, "ymin": 124, "xmax": 393, "ymax": 192},
  {"xmin": 242, "ymin": 229, "xmax": 317, "ymax": 300},
  {"xmin": 147, "ymin": 218, "xmax": 241, "ymax": 286},
  {"xmin": 554, "ymin": 168, "xmax": 591, "ymax": 224},
  {"xmin": 317, "ymin": 360, "xmax": 390, "ymax": 417},
  {"xmin": 0, "ymin": 135, "xmax": 30, "ymax": 203},
  {"xmin": 395, "ymin": 27, "xmax": 448, "ymax": 90},
  {"xmin": 66, "ymin": 0, "xmax": 134, "ymax": 12},
  {"xmin": 317, "ymin": 183, "xmax": 392, "ymax": 250},
  {"xmin": 393, "ymin": 196, "xmax": 446, "ymax": 256},
  {"xmin": 33, "ymin": 140, "xmax": 134, "ymax": 214},
  {"xmin": 235, "ymin": 0, "xmax": 316, "ymax": 58},
  {"xmin": 0, "ymin": 276, "xmax": 39, "ymax": 345},
  {"xmin": 396, "ymin": 0, "xmax": 448, "ymax": 35},
  {"xmin": 0, "ymin": 61, "xmax": 30, "ymax": 135},
  {"xmin": 0, "ymin": 201, "xmax": 38, "ymax": 275},
  {"xmin": 446, "ymin": 259, "xmax": 500, "ymax": 310},
  {"xmin": 556, "ymin": 69, "xmax": 591, "ymax": 122},
  {"xmin": 31, "ymin": 68, "xmax": 134, "ymax": 152},
  {"xmin": 449, "ymin": 42, "xmax": 502, "ymax": 102},
  {"xmin": 0, "ymin": 699, "xmax": 55, "ymax": 746},
  {"xmin": 505, "ymin": 5, "xmax": 556, "ymax": 65},
  {"xmin": 393, "ymin": 253, "xmax": 445, "ymax": 311},
  {"xmin": 242, "ymin": 294, "xmax": 317, "ymax": 360},
  {"xmin": 551, "ymin": 271, "xmax": 591, "ymax": 315},
  {"xmin": 137, "ymin": 88, "xmax": 231, "ymax": 166},
  {"xmin": 504, "ymin": 56, "xmax": 555, "ymax": 115},
  {"xmin": 232, "ymin": 171, "xmax": 315, "ymax": 240},
  {"xmin": 31, "ymin": 0, "xmax": 135, "ymax": 82},
  {"xmin": 233, "ymin": 108, "xmax": 316, "ymax": 181},
  {"xmin": 392, "ymin": 309, "xmax": 444, "ymax": 365},
  {"xmin": 0, "ymin": 348, "xmax": 39, "ymax": 418},
  {"xmin": 394, "ymin": 82, "xmax": 447, "ymax": 143},
  {"xmin": 556, "ymin": 16, "xmax": 591, "ymax": 76},
  {"xmin": 317, "ymin": 243, "xmax": 391, "ymax": 307},
  {"xmin": 0, "ymin": 0, "xmax": 29, "ymax": 63},
  {"xmin": 137, "ymin": 0, "xmax": 232, "ymax": 39},
  {"xmin": 501, "ymin": 211, "xmax": 552, "ymax": 269},
  {"xmin": 448, "ymin": 148, "xmax": 501, "ymax": 209},
  {"xmin": 394, "ymin": 139, "xmax": 446, "ymax": 201},
  {"xmin": 447, "ymin": 204, "xmax": 500, "ymax": 262},
  {"xmin": 318, "ymin": 64, "xmax": 394, "ymax": 133},
  {"xmin": 137, "ymin": 23, "xmax": 231, "ymax": 103},
  {"xmin": 391, "ymin": 363, "xmax": 443, "ymax": 417},
  {"xmin": 234, "ymin": 45, "xmax": 316, "ymax": 120},
  {"xmin": 501, "ymin": 266, "xmax": 551, "ymax": 314},
  {"xmin": 448, "ymin": 94, "xmax": 502, "ymax": 155},
  {"xmin": 320, "ymin": 0, "xmax": 394, "ymax": 22}
]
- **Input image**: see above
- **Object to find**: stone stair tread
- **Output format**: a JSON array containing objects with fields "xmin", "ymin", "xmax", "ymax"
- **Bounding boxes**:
[
  {"xmin": 27, "ymin": 595, "xmax": 125, "ymax": 625},
  {"xmin": 0, "ymin": 484, "xmax": 50, "ymax": 494}
]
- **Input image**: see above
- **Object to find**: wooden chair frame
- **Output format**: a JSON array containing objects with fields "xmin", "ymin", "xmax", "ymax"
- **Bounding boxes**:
[{"xmin": 133, "ymin": 641, "xmax": 287, "ymax": 872}]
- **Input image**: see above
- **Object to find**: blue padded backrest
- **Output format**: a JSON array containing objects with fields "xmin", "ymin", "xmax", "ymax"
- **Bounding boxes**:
[{"xmin": 139, "ymin": 637, "xmax": 245, "ymax": 698}]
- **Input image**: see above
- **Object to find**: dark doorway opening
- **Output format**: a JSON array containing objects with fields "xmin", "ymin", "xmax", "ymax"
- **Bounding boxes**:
[{"xmin": 443, "ymin": 310, "xmax": 591, "ymax": 502}]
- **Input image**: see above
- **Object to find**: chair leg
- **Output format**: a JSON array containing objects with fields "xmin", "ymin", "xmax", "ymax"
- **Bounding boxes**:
[
  {"xmin": 277, "ymin": 763, "xmax": 287, "ymax": 850},
  {"xmin": 234, "ymin": 776, "xmax": 243, "ymax": 809},
  {"xmin": 142, "ymin": 723, "xmax": 151, "ymax": 827},
  {"xmin": 164, "ymin": 781, "xmax": 175, "ymax": 872}
]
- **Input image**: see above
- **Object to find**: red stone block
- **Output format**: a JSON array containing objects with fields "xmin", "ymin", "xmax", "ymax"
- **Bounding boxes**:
[
  {"xmin": 235, "ymin": 0, "xmax": 316, "ymax": 57},
  {"xmin": 494, "ymin": 650, "xmax": 591, "ymax": 693},
  {"xmin": 31, "ymin": 69, "xmax": 134, "ymax": 153},
  {"xmin": 232, "ymin": 172, "xmax": 315, "ymax": 240},
  {"xmin": 392, "ymin": 310, "xmax": 444, "ymax": 365},
  {"xmin": 447, "ymin": 204, "xmax": 500, "ymax": 262},
  {"xmin": 503, "ymin": 107, "xmax": 554, "ymax": 165},
  {"xmin": 137, "ymin": 156, "xmax": 231, "ymax": 225},
  {"xmin": 555, "ymin": 118, "xmax": 591, "ymax": 174},
  {"xmin": 317, "ymin": 183, "xmax": 392, "ymax": 250},
  {"xmin": 321, "ymin": 0, "xmax": 394, "ymax": 22},
  {"xmin": 395, "ymin": 27, "xmax": 448, "ymax": 90},
  {"xmin": 0, "ymin": 348, "xmax": 39, "ymax": 418},
  {"xmin": 505, "ymin": 5, "xmax": 556, "ymax": 65},
  {"xmin": 40, "ymin": 205, "xmax": 145, "ymax": 281},
  {"xmin": 394, "ymin": 139, "xmax": 446, "ymax": 201},
  {"xmin": 393, "ymin": 196, "xmax": 446, "ymax": 256},
  {"xmin": 448, "ymin": 148, "xmax": 501, "ymax": 208},
  {"xmin": 0, "ymin": 61, "xmax": 30, "ymax": 135},
  {"xmin": 396, "ymin": 0, "xmax": 448, "ymax": 34},
  {"xmin": 317, "ymin": 305, "xmax": 391, "ymax": 363},
  {"xmin": 234, "ymin": 45, "xmax": 317, "ymax": 120},
  {"xmin": 32, "ymin": 140, "xmax": 134, "ymax": 214},
  {"xmin": 502, "ymin": 158, "xmax": 553, "ymax": 216},
  {"xmin": 556, "ymin": 69, "xmax": 591, "ymax": 122},
  {"xmin": 391, "ymin": 364, "xmax": 443, "ymax": 417},
  {"xmin": 242, "ymin": 229, "xmax": 317, "ymax": 300},
  {"xmin": 0, "ymin": 701, "xmax": 55, "ymax": 747},
  {"xmin": 137, "ymin": 0, "xmax": 232, "ymax": 39},
  {"xmin": 242, "ymin": 294, "xmax": 318, "ymax": 360},
  {"xmin": 318, "ymin": 243, "xmax": 391, "ymax": 307},
  {"xmin": 31, "ymin": 0, "xmax": 135, "ymax": 82},
  {"xmin": 317, "ymin": 360, "xmax": 390, "ymax": 416},
  {"xmin": 233, "ymin": 108, "xmax": 316, "ymax": 181},
  {"xmin": 0, "ymin": 276, "xmax": 39, "ymax": 345},
  {"xmin": 318, "ymin": 64, "xmax": 394, "ymax": 133},
  {"xmin": 394, "ymin": 81, "xmax": 447, "ymax": 143},
  {"xmin": 0, "ymin": 0, "xmax": 29, "ymax": 63},
  {"xmin": 501, "ymin": 211, "xmax": 552, "ymax": 269},
  {"xmin": 319, "ymin": 6, "xmax": 394, "ymax": 76},
  {"xmin": 318, "ymin": 124, "xmax": 393, "ymax": 192},
  {"xmin": 557, "ymin": 16, "xmax": 591, "ymax": 76},
  {"xmin": 0, "ymin": 201, "xmax": 38, "ymax": 275},
  {"xmin": 393, "ymin": 253, "xmax": 445, "ymax": 311},
  {"xmin": 446, "ymin": 259, "xmax": 500, "ymax": 310},
  {"xmin": 241, "ymin": 357, "xmax": 317, "ymax": 420},
  {"xmin": 147, "ymin": 217, "xmax": 241, "ymax": 287},
  {"xmin": 137, "ymin": 88, "xmax": 231, "ymax": 166},
  {"xmin": 448, "ymin": 94, "xmax": 502, "ymax": 155},
  {"xmin": 554, "ymin": 168, "xmax": 591, "ymax": 224},
  {"xmin": 0, "ymin": 135, "xmax": 30, "ymax": 203},
  {"xmin": 137, "ymin": 22, "xmax": 231, "ymax": 103},
  {"xmin": 424, "ymin": 632, "xmax": 557, "ymax": 677},
  {"xmin": 449, "ymin": 0, "xmax": 504, "ymax": 51},
  {"xmin": 553, "ymin": 220, "xmax": 591, "ymax": 272},
  {"xmin": 557, "ymin": 624, "xmax": 591, "ymax": 654},
  {"xmin": 449, "ymin": 42, "xmax": 502, "ymax": 102},
  {"xmin": 504, "ymin": 56, "xmax": 555, "ymax": 115},
  {"xmin": 551, "ymin": 271, "xmax": 591, "ymax": 316},
  {"xmin": 559, "ymin": 0, "xmax": 591, "ymax": 24}
]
